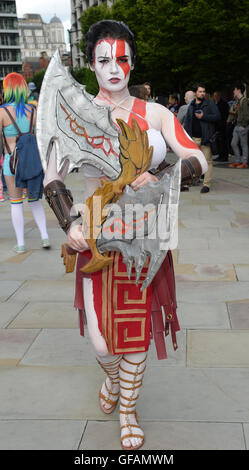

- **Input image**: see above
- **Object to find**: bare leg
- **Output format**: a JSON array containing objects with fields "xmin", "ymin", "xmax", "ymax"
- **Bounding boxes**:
[
  {"xmin": 83, "ymin": 277, "xmax": 121, "ymax": 411},
  {"xmin": 119, "ymin": 352, "xmax": 147, "ymax": 450}
]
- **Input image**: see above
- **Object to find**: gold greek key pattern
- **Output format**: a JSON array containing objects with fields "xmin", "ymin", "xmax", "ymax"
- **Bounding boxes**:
[
  {"xmin": 113, "ymin": 280, "xmax": 147, "ymax": 314},
  {"xmin": 114, "ymin": 317, "xmax": 146, "ymax": 352}
]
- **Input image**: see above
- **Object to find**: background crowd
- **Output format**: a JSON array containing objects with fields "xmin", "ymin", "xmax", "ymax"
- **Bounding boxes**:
[
  {"xmin": 1, "ymin": 78, "xmax": 249, "ymax": 205},
  {"xmin": 129, "ymin": 80, "xmax": 249, "ymax": 193}
]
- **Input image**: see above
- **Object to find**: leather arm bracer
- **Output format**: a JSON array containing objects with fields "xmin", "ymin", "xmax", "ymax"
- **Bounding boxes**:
[
  {"xmin": 154, "ymin": 156, "xmax": 202, "ymax": 186},
  {"xmin": 44, "ymin": 180, "xmax": 81, "ymax": 233}
]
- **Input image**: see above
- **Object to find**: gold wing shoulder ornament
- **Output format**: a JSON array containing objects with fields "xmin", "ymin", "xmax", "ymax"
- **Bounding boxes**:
[{"xmin": 36, "ymin": 50, "xmax": 181, "ymax": 290}]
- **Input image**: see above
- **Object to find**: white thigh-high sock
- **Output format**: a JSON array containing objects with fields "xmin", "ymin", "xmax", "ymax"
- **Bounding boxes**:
[
  {"xmin": 29, "ymin": 200, "xmax": 48, "ymax": 240},
  {"xmin": 97, "ymin": 354, "xmax": 122, "ymax": 411},
  {"xmin": 10, "ymin": 201, "xmax": 24, "ymax": 246},
  {"xmin": 119, "ymin": 352, "xmax": 147, "ymax": 450}
]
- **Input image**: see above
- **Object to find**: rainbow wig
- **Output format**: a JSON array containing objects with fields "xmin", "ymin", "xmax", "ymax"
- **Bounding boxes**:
[{"xmin": 3, "ymin": 73, "xmax": 30, "ymax": 118}]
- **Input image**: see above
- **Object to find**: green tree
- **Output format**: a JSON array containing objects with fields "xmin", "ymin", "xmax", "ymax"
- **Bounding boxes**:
[
  {"xmin": 78, "ymin": 0, "xmax": 249, "ymax": 94},
  {"xmin": 28, "ymin": 69, "xmax": 46, "ymax": 92},
  {"xmin": 71, "ymin": 67, "xmax": 99, "ymax": 95}
]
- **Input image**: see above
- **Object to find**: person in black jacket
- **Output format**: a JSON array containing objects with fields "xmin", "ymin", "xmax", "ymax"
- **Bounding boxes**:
[
  {"xmin": 184, "ymin": 83, "xmax": 221, "ymax": 193},
  {"xmin": 213, "ymin": 91, "xmax": 229, "ymax": 162}
]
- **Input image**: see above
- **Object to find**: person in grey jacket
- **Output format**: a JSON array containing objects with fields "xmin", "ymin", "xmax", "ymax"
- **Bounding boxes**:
[
  {"xmin": 184, "ymin": 83, "xmax": 221, "ymax": 193},
  {"xmin": 229, "ymin": 82, "xmax": 249, "ymax": 169},
  {"xmin": 177, "ymin": 90, "xmax": 195, "ymax": 125}
]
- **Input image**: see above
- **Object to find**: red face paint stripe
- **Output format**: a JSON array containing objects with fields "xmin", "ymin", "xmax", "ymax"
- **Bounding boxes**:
[
  {"xmin": 116, "ymin": 39, "xmax": 130, "ymax": 78},
  {"xmin": 94, "ymin": 38, "xmax": 115, "ymax": 63},
  {"xmin": 128, "ymin": 98, "xmax": 149, "ymax": 131},
  {"xmin": 174, "ymin": 116, "xmax": 199, "ymax": 149}
]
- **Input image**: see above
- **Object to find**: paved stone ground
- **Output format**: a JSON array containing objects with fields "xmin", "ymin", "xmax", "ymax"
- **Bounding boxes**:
[{"xmin": 0, "ymin": 159, "xmax": 249, "ymax": 450}]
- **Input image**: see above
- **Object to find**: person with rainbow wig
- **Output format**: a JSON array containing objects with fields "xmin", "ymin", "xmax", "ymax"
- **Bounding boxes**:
[{"xmin": 0, "ymin": 72, "xmax": 50, "ymax": 253}]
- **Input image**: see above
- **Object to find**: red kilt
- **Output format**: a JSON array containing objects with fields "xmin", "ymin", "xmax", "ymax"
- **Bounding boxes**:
[{"xmin": 74, "ymin": 250, "xmax": 180, "ymax": 360}]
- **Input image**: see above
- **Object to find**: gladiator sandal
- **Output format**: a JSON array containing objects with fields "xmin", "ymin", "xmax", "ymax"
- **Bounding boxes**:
[
  {"xmin": 119, "ymin": 354, "xmax": 147, "ymax": 450},
  {"xmin": 97, "ymin": 355, "xmax": 122, "ymax": 414}
]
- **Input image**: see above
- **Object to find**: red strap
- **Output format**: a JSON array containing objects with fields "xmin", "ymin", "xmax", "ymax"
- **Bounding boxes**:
[{"xmin": 128, "ymin": 98, "xmax": 149, "ymax": 131}]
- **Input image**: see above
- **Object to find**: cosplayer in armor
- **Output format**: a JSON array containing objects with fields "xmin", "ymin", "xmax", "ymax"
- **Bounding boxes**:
[{"xmin": 37, "ymin": 21, "xmax": 208, "ymax": 450}]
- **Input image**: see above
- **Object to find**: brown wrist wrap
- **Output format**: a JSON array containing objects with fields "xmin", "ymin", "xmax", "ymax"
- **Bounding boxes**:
[{"xmin": 44, "ymin": 180, "xmax": 80, "ymax": 233}]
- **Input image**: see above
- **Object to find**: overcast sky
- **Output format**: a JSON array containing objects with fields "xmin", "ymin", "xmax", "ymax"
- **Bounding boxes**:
[{"xmin": 16, "ymin": 0, "xmax": 71, "ymax": 34}]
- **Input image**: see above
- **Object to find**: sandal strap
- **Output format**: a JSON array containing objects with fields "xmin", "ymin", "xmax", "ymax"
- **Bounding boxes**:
[
  {"xmin": 119, "ymin": 365, "xmax": 146, "ymax": 376},
  {"xmin": 96, "ymin": 356, "xmax": 121, "ymax": 367},
  {"xmin": 120, "ymin": 383, "xmax": 142, "ymax": 391},
  {"xmin": 105, "ymin": 380, "xmax": 119, "ymax": 396},
  {"xmin": 99, "ymin": 391, "xmax": 118, "ymax": 406},
  {"xmin": 120, "ymin": 410, "xmax": 138, "ymax": 415},
  {"xmin": 120, "ymin": 424, "xmax": 141, "ymax": 430},
  {"xmin": 119, "ymin": 376, "xmax": 143, "ymax": 385},
  {"xmin": 121, "ymin": 433, "xmax": 143, "ymax": 441},
  {"xmin": 120, "ymin": 393, "xmax": 139, "ymax": 402},
  {"xmin": 122, "ymin": 355, "xmax": 147, "ymax": 366}
]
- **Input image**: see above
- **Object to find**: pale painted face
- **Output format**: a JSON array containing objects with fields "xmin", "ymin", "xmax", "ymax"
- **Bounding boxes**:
[{"xmin": 91, "ymin": 38, "xmax": 133, "ymax": 93}]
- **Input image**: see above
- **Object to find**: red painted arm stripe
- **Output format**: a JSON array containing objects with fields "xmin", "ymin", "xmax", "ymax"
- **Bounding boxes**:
[{"xmin": 174, "ymin": 115, "xmax": 199, "ymax": 149}]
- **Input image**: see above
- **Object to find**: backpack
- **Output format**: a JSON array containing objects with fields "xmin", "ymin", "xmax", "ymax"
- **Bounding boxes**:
[{"xmin": 2, "ymin": 106, "xmax": 35, "ymax": 175}]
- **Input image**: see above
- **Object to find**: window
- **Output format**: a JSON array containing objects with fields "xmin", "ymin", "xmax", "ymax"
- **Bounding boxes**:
[
  {"xmin": 0, "ymin": 2, "xmax": 16, "ymax": 14},
  {"xmin": 24, "ymin": 29, "xmax": 32, "ymax": 36},
  {"xmin": 0, "ymin": 34, "xmax": 19, "ymax": 46},
  {"xmin": 0, "ymin": 18, "xmax": 18, "ymax": 30},
  {"xmin": 0, "ymin": 49, "xmax": 21, "ymax": 62},
  {"xmin": 36, "ymin": 37, "xmax": 45, "ymax": 44},
  {"xmin": 35, "ymin": 30, "xmax": 43, "ymax": 37}
]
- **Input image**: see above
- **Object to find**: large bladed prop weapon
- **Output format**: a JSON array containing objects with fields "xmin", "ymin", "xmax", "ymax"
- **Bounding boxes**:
[
  {"xmin": 36, "ymin": 50, "xmax": 181, "ymax": 289},
  {"xmin": 36, "ymin": 49, "xmax": 121, "ymax": 178}
]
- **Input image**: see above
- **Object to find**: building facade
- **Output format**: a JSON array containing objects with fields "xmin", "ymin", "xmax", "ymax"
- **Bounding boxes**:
[
  {"xmin": 70, "ymin": 0, "xmax": 116, "ymax": 68},
  {"xmin": 19, "ymin": 14, "xmax": 67, "ymax": 60},
  {"xmin": 0, "ymin": 0, "xmax": 22, "ymax": 81}
]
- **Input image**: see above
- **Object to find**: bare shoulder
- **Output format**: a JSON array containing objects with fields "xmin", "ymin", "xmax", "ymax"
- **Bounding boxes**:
[
  {"xmin": 146, "ymin": 102, "xmax": 172, "ymax": 128},
  {"xmin": 146, "ymin": 101, "xmax": 172, "ymax": 117}
]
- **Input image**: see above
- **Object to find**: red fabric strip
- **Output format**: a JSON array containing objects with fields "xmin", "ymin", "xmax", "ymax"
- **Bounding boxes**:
[{"xmin": 128, "ymin": 98, "xmax": 149, "ymax": 131}]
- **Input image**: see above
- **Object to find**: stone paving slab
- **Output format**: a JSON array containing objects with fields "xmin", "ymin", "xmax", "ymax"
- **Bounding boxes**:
[
  {"xmin": 1, "ymin": 365, "xmax": 249, "ymax": 422},
  {"xmin": 20, "ymin": 329, "xmax": 96, "ymax": 366},
  {"xmin": 10, "ymin": 280, "xmax": 75, "ymax": 302},
  {"xmin": 141, "ymin": 366, "xmax": 249, "ymax": 422},
  {"xmin": 174, "ymin": 264, "xmax": 236, "ymax": 282},
  {"xmin": 0, "ymin": 329, "xmax": 40, "ymax": 366},
  {"xmin": 0, "ymin": 302, "xmax": 26, "ymax": 328},
  {"xmin": 0, "ymin": 280, "xmax": 23, "ymax": 302},
  {"xmin": 19, "ymin": 328, "xmax": 186, "ymax": 367},
  {"xmin": 0, "ymin": 419, "xmax": 85, "ymax": 450},
  {"xmin": 176, "ymin": 281, "xmax": 249, "ymax": 303},
  {"xmin": 243, "ymin": 424, "xmax": 249, "ymax": 450},
  {"xmin": 209, "ymin": 236, "xmax": 249, "ymax": 250},
  {"xmin": 187, "ymin": 330, "xmax": 249, "ymax": 367},
  {"xmin": 234, "ymin": 265, "xmax": 249, "ymax": 281},
  {"xmin": 177, "ymin": 302, "xmax": 230, "ymax": 329},
  {"xmin": 0, "ymin": 366, "xmax": 106, "ymax": 420},
  {"xmin": 0, "ymin": 250, "xmax": 66, "ymax": 281},
  {"xmin": 227, "ymin": 302, "xmax": 249, "ymax": 329},
  {"xmin": 80, "ymin": 420, "xmax": 245, "ymax": 450},
  {"xmin": 178, "ymin": 216, "xmax": 231, "ymax": 229},
  {"xmin": 178, "ymin": 249, "xmax": 249, "ymax": 264},
  {"xmin": 178, "ymin": 227, "xmax": 220, "ymax": 242},
  {"xmin": 177, "ymin": 238, "xmax": 209, "ymax": 250},
  {"xmin": 25, "ymin": 226, "xmax": 66, "ymax": 243},
  {"xmin": 8, "ymin": 301, "xmax": 77, "ymax": 329}
]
